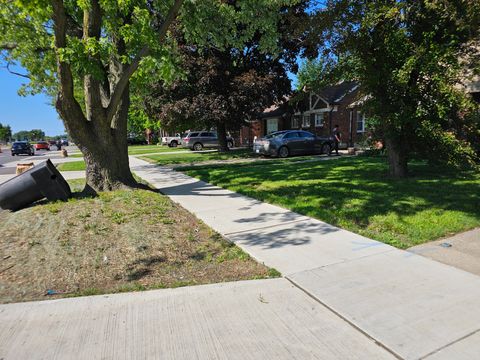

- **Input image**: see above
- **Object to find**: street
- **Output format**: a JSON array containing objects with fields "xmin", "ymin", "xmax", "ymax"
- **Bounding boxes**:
[{"xmin": 0, "ymin": 149, "xmax": 48, "ymax": 174}]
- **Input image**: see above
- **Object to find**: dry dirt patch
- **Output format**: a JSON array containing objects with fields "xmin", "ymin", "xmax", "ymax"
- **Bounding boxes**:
[{"xmin": 0, "ymin": 188, "xmax": 275, "ymax": 303}]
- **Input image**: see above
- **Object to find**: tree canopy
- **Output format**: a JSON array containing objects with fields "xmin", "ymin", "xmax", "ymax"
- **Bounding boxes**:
[
  {"xmin": 12, "ymin": 129, "xmax": 45, "ymax": 141},
  {"xmin": 1, "ymin": 0, "xmax": 300, "ymax": 191},
  {"xmin": 140, "ymin": 2, "xmax": 309, "ymax": 150},
  {"xmin": 308, "ymin": 0, "xmax": 480, "ymax": 176},
  {"xmin": 0, "ymin": 123, "xmax": 12, "ymax": 142}
]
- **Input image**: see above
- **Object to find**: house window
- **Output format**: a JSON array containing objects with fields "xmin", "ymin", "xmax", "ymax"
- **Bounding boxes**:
[
  {"xmin": 315, "ymin": 113, "xmax": 324, "ymax": 127},
  {"xmin": 291, "ymin": 116, "xmax": 300, "ymax": 128},
  {"xmin": 357, "ymin": 112, "xmax": 366, "ymax": 133},
  {"xmin": 302, "ymin": 115, "xmax": 310, "ymax": 128}
]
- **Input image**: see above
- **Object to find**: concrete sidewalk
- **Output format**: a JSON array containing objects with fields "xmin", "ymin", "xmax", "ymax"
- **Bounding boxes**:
[
  {"xmin": 129, "ymin": 156, "xmax": 480, "ymax": 359},
  {"xmin": 409, "ymin": 228, "xmax": 480, "ymax": 276},
  {"xmin": 0, "ymin": 279, "xmax": 393, "ymax": 360}
]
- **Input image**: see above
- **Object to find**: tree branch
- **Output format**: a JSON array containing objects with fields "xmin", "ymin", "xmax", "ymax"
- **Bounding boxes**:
[
  {"xmin": 1, "ymin": 43, "xmax": 51, "ymax": 53},
  {"xmin": 0, "ymin": 43, "xmax": 17, "ymax": 50},
  {"xmin": 83, "ymin": 0, "xmax": 105, "ymax": 121},
  {"xmin": 1, "ymin": 63, "xmax": 31, "ymax": 79},
  {"xmin": 106, "ymin": 0, "xmax": 183, "ymax": 128},
  {"xmin": 51, "ymin": 0, "xmax": 88, "ymax": 129}
]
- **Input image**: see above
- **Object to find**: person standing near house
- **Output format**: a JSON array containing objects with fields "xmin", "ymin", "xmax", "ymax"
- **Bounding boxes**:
[{"xmin": 332, "ymin": 124, "xmax": 341, "ymax": 155}]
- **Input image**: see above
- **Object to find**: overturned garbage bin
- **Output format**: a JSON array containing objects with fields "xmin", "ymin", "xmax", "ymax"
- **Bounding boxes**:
[{"xmin": 0, "ymin": 159, "xmax": 71, "ymax": 211}]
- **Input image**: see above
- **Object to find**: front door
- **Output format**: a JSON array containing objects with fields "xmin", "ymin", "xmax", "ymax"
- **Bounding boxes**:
[{"xmin": 266, "ymin": 118, "xmax": 278, "ymax": 134}]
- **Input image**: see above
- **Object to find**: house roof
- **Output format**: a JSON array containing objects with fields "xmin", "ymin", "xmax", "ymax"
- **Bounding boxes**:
[
  {"xmin": 257, "ymin": 97, "xmax": 292, "ymax": 119},
  {"xmin": 315, "ymin": 81, "xmax": 359, "ymax": 104},
  {"xmin": 348, "ymin": 94, "xmax": 371, "ymax": 108}
]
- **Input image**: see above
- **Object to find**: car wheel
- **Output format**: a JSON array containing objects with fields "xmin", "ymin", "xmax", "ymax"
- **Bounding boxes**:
[
  {"xmin": 321, "ymin": 144, "xmax": 331, "ymax": 156},
  {"xmin": 278, "ymin": 146, "xmax": 289, "ymax": 158},
  {"xmin": 170, "ymin": 140, "xmax": 178, "ymax": 148},
  {"xmin": 227, "ymin": 141, "xmax": 233, "ymax": 149},
  {"xmin": 11, "ymin": 153, "xmax": 15, "ymax": 156},
  {"xmin": 193, "ymin": 142, "xmax": 203, "ymax": 151}
]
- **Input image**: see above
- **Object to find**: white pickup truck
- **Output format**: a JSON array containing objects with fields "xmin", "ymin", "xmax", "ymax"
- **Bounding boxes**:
[{"xmin": 161, "ymin": 133, "xmax": 182, "ymax": 147}]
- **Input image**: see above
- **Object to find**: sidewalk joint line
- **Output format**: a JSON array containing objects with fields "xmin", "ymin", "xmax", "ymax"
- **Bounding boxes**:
[
  {"xmin": 285, "ymin": 277, "xmax": 404, "ymax": 360},
  {"xmin": 418, "ymin": 327, "xmax": 480, "ymax": 359},
  {"xmin": 285, "ymin": 248, "xmax": 397, "ymax": 277}
]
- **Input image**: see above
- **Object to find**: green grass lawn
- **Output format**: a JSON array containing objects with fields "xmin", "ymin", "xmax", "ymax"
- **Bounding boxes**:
[
  {"xmin": 57, "ymin": 149, "xmax": 253, "ymax": 171},
  {"xmin": 68, "ymin": 145, "xmax": 187, "ymax": 158},
  {"xmin": 57, "ymin": 161, "xmax": 86, "ymax": 171},
  {"xmin": 183, "ymin": 156, "xmax": 480, "ymax": 249},
  {"xmin": 128, "ymin": 145, "xmax": 188, "ymax": 155},
  {"xmin": 142, "ymin": 149, "xmax": 254, "ymax": 166}
]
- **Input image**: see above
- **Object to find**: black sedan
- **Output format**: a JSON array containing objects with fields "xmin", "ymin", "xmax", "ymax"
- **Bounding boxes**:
[
  {"xmin": 253, "ymin": 130, "xmax": 333, "ymax": 158},
  {"xmin": 11, "ymin": 141, "xmax": 35, "ymax": 156}
]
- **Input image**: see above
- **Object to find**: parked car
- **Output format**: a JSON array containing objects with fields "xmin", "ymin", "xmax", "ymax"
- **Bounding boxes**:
[
  {"xmin": 34, "ymin": 141, "xmax": 50, "ymax": 151},
  {"xmin": 127, "ymin": 136, "xmax": 147, "ymax": 145},
  {"xmin": 11, "ymin": 141, "xmax": 35, "ymax": 156},
  {"xmin": 182, "ymin": 131, "xmax": 234, "ymax": 151},
  {"xmin": 253, "ymin": 130, "xmax": 333, "ymax": 158},
  {"xmin": 161, "ymin": 133, "xmax": 183, "ymax": 147},
  {"xmin": 61, "ymin": 139, "xmax": 69, "ymax": 146}
]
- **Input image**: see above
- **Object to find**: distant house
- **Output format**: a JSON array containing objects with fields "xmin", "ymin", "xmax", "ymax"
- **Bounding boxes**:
[
  {"xmin": 238, "ymin": 101, "xmax": 292, "ymax": 146},
  {"xmin": 241, "ymin": 81, "xmax": 367, "ymax": 147},
  {"xmin": 240, "ymin": 71, "xmax": 480, "ymax": 148}
]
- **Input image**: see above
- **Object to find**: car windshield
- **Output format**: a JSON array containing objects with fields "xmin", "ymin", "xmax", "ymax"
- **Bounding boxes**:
[
  {"xmin": 13, "ymin": 142, "xmax": 27, "ymax": 147},
  {"xmin": 264, "ymin": 132, "xmax": 286, "ymax": 139},
  {"xmin": 188, "ymin": 132, "xmax": 199, "ymax": 137}
]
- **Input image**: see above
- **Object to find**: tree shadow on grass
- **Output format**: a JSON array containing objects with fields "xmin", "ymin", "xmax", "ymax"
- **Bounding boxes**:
[
  {"xmin": 126, "ymin": 255, "xmax": 166, "ymax": 281},
  {"xmin": 185, "ymin": 156, "xmax": 480, "ymax": 246}
]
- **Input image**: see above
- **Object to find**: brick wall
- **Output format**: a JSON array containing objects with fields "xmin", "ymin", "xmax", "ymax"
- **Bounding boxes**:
[{"xmin": 239, "ymin": 120, "xmax": 265, "ymax": 146}]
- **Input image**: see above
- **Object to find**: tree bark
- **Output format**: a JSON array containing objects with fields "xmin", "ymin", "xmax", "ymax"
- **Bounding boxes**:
[
  {"xmin": 62, "ymin": 83, "xmax": 136, "ymax": 192},
  {"xmin": 385, "ymin": 135, "xmax": 408, "ymax": 178},
  {"xmin": 50, "ymin": 0, "xmax": 183, "ymax": 193},
  {"xmin": 216, "ymin": 121, "xmax": 229, "ymax": 152}
]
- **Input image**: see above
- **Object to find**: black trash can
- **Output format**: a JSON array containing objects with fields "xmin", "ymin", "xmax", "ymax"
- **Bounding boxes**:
[{"xmin": 0, "ymin": 159, "xmax": 71, "ymax": 211}]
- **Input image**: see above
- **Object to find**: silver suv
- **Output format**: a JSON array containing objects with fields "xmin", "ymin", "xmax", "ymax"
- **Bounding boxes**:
[{"xmin": 182, "ymin": 131, "xmax": 234, "ymax": 151}]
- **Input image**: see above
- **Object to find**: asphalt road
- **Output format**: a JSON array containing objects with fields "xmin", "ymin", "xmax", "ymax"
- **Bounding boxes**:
[
  {"xmin": 0, "ymin": 150, "xmax": 15, "ymax": 166},
  {"xmin": 0, "ymin": 149, "xmax": 53, "ymax": 174}
]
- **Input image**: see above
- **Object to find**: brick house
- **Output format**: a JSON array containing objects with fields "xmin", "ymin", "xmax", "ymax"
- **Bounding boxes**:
[
  {"xmin": 238, "ymin": 101, "xmax": 292, "ymax": 146},
  {"xmin": 241, "ymin": 81, "xmax": 367, "ymax": 147}
]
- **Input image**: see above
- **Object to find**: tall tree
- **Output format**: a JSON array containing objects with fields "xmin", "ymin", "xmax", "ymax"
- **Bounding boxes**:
[
  {"xmin": 311, "ymin": 0, "xmax": 480, "ymax": 177},
  {"xmin": 142, "ymin": 3, "xmax": 310, "ymax": 151},
  {"xmin": 1, "ymin": 0, "xmax": 297, "ymax": 192},
  {"xmin": 12, "ymin": 129, "xmax": 45, "ymax": 141},
  {"xmin": 143, "ymin": 43, "xmax": 292, "ymax": 151},
  {"xmin": 0, "ymin": 123, "xmax": 12, "ymax": 142}
]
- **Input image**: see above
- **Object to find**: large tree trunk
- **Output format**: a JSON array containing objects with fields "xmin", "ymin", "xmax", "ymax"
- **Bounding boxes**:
[
  {"xmin": 60, "ymin": 84, "xmax": 136, "ymax": 193},
  {"xmin": 216, "ymin": 121, "xmax": 229, "ymax": 152},
  {"xmin": 385, "ymin": 135, "xmax": 408, "ymax": 178},
  {"xmin": 81, "ymin": 135, "xmax": 135, "ymax": 192},
  {"xmin": 51, "ymin": 0, "xmax": 183, "ymax": 193}
]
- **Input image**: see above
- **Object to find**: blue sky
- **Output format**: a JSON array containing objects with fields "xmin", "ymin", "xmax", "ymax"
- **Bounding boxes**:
[{"xmin": 0, "ymin": 69, "xmax": 65, "ymax": 136}]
